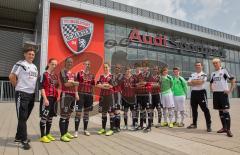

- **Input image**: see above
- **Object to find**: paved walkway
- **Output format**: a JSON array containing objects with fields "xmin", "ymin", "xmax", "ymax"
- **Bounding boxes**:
[{"xmin": 0, "ymin": 99, "xmax": 240, "ymax": 155}]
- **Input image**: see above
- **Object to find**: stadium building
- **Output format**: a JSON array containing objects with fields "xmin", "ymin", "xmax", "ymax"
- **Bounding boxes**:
[{"xmin": 0, "ymin": 0, "xmax": 240, "ymax": 100}]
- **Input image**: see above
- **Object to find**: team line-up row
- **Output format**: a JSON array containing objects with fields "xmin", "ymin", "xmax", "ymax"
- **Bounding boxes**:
[{"xmin": 8, "ymin": 47, "xmax": 235, "ymax": 150}]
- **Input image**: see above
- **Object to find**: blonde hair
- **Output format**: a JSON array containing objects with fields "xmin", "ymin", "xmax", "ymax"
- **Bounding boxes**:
[{"xmin": 212, "ymin": 58, "xmax": 221, "ymax": 63}]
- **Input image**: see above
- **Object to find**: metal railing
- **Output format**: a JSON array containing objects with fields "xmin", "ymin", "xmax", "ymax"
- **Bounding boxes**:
[
  {"xmin": 0, "ymin": 81, "xmax": 40, "ymax": 102},
  {"xmin": 0, "ymin": 81, "xmax": 15, "ymax": 102}
]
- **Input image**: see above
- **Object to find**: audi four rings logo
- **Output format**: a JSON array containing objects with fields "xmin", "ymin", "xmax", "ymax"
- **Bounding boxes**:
[{"xmin": 60, "ymin": 17, "xmax": 94, "ymax": 54}]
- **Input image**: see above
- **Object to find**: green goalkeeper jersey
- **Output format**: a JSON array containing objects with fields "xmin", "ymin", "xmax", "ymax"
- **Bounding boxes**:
[
  {"xmin": 172, "ymin": 76, "xmax": 188, "ymax": 96},
  {"xmin": 161, "ymin": 75, "xmax": 173, "ymax": 95}
]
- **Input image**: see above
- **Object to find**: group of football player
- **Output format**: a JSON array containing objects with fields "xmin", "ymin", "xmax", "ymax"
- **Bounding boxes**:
[{"xmin": 9, "ymin": 47, "xmax": 236, "ymax": 150}]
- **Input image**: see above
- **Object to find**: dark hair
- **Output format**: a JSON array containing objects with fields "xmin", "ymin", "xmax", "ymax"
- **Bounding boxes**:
[
  {"xmin": 45, "ymin": 58, "xmax": 57, "ymax": 70},
  {"xmin": 23, "ymin": 47, "xmax": 36, "ymax": 53},
  {"xmin": 195, "ymin": 61, "xmax": 203, "ymax": 66},
  {"xmin": 65, "ymin": 57, "xmax": 73, "ymax": 63},
  {"xmin": 173, "ymin": 67, "xmax": 180, "ymax": 71},
  {"xmin": 125, "ymin": 66, "xmax": 131, "ymax": 71},
  {"xmin": 104, "ymin": 62, "xmax": 110, "ymax": 67},
  {"xmin": 161, "ymin": 66, "xmax": 168, "ymax": 73}
]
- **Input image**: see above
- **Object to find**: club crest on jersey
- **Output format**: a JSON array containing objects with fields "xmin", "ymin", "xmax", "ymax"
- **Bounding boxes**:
[{"xmin": 60, "ymin": 17, "xmax": 94, "ymax": 54}]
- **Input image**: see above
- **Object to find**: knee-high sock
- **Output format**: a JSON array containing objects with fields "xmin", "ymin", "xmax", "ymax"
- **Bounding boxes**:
[
  {"xmin": 124, "ymin": 111, "xmax": 128, "ymax": 126},
  {"xmin": 40, "ymin": 117, "xmax": 47, "ymax": 137},
  {"xmin": 75, "ymin": 116, "xmax": 81, "ymax": 131},
  {"xmin": 59, "ymin": 117, "xmax": 66, "ymax": 136},
  {"xmin": 174, "ymin": 111, "xmax": 178, "ymax": 123},
  {"xmin": 65, "ymin": 118, "xmax": 69, "ymax": 133},
  {"xmin": 163, "ymin": 108, "xmax": 167, "ymax": 122},
  {"xmin": 115, "ymin": 113, "xmax": 121, "ymax": 129},
  {"xmin": 147, "ymin": 111, "xmax": 153, "ymax": 128},
  {"xmin": 180, "ymin": 111, "xmax": 185, "ymax": 124},
  {"xmin": 83, "ymin": 112, "xmax": 89, "ymax": 130},
  {"xmin": 157, "ymin": 108, "xmax": 162, "ymax": 123},
  {"xmin": 140, "ymin": 111, "xmax": 145, "ymax": 127},
  {"xmin": 168, "ymin": 108, "xmax": 174, "ymax": 123},
  {"xmin": 219, "ymin": 111, "xmax": 226, "ymax": 129},
  {"xmin": 132, "ymin": 110, "xmax": 137, "ymax": 126},
  {"xmin": 46, "ymin": 117, "xmax": 53, "ymax": 135},
  {"xmin": 102, "ymin": 114, "xmax": 107, "ymax": 130},
  {"xmin": 110, "ymin": 115, "xmax": 115, "ymax": 130},
  {"xmin": 223, "ymin": 111, "xmax": 231, "ymax": 130}
]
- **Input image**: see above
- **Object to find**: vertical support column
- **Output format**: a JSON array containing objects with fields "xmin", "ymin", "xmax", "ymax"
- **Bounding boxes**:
[
  {"xmin": 40, "ymin": 0, "xmax": 51, "ymax": 75},
  {"xmin": 0, "ymin": 81, "xmax": 3, "ymax": 102}
]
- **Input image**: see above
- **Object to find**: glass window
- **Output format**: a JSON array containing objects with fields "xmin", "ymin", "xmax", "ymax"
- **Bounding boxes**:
[
  {"xmin": 105, "ymin": 24, "xmax": 115, "ymax": 34},
  {"xmin": 104, "ymin": 47, "xmax": 115, "ymax": 65},
  {"xmin": 116, "ymin": 25, "xmax": 126, "ymax": 37},
  {"xmin": 174, "ymin": 54, "xmax": 182, "ymax": 69},
  {"xmin": 225, "ymin": 62, "xmax": 230, "ymax": 71},
  {"xmin": 234, "ymin": 51, "xmax": 239, "ymax": 62},
  {"xmin": 137, "ymin": 49, "xmax": 148, "ymax": 60},
  {"xmin": 236, "ymin": 64, "xmax": 240, "ymax": 81},
  {"xmin": 230, "ymin": 63, "xmax": 236, "ymax": 76},
  {"xmin": 127, "ymin": 48, "xmax": 138, "ymax": 60},
  {"xmin": 189, "ymin": 57, "xmax": 196, "ymax": 72},
  {"xmin": 166, "ymin": 54, "xmax": 174, "ymax": 73},
  {"xmin": 158, "ymin": 52, "xmax": 166, "ymax": 67},
  {"xmin": 225, "ymin": 49, "xmax": 230, "ymax": 61},
  {"xmin": 105, "ymin": 33, "xmax": 115, "ymax": 40},
  {"xmin": 182, "ymin": 56, "xmax": 190, "ymax": 78},
  {"xmin": 203, "ymin": 59, "xmax": 209, "ymax": 75},
  {"xmin": 148, "ymin": 51, "xmax": 157, "ymax": 60},
  {"xmin": 229, "ymin": 50, "xmax": 235, "ymax": 61}
]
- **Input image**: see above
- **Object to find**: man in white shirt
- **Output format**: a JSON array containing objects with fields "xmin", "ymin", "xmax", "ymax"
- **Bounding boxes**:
[
  {"xmin": 9, "ymin": 47, "xmax": 38, "ymax": 150},
  {"xmin": 210, "ymin": 58, "xmax": 235, "ymax": 137},
  {"xmin": 187, "ymin": 62, "xmax": 212, "ymax": 132}
]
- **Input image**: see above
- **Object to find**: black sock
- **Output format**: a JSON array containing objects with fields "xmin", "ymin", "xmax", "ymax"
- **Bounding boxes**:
[
  {"xmin": 46, "ymin": 117, "xmax": 53, "ymax": 135},
  {"xmin": 158, "ymin": 109, "xmax": 162, "ymax": 123},
  {"xmin": 75, "ymin": 117, "xmax": 81, "ymax": 131},
  {"xmin": 110, "ymin": 116, "xmax": 114, "ymax": 130},
  {"xmin": 40, "ymin": 118, "xmax": 46, "ymax": 137},
  {"xmin": 65, "ymin": 119, "xmax": 69, "ymax": 133},
  {"xmin": 83, "ymin": 114, "xmax": 89, "ymax": 131},
  {"xmin": 219, "ymin": 111, "xmax": 226, "ymax": 129},
  {"xmin": 148, "ymin": 112, "xmax": 153, "ymax": 128},
  {"xmin": 140, "ymin": 112, "xmax": 145, "ymax": 127},
  {"xmin": 59, "ymin": 118, "xmax": 66, "ymax": 136},
  {"xmin": 115, "ymin": 114, "xmax": 121, "ymax": 129},
  {"xmin": 102, "ymin": 115, "xmax": 107, "ymax": 130},
  {"xmin": 223, "ymin": 112, "xmax": 231, "ymax": 130},
  {"xmin": 124, "ymin": 114, "xmax": 128, "ymax": 126}
]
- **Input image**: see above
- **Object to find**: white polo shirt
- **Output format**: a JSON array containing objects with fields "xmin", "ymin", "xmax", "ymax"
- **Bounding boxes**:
[
  {"xmin": 210, "ymin": 67, "xmax": 234, "ymax": 92},
  {"xmin": 188, "ymin": 71, "xmax": 207, "ymax": 91},
  {"xmin": 11, "ymin": 60, "xmax": 38, "ymax": 94}
]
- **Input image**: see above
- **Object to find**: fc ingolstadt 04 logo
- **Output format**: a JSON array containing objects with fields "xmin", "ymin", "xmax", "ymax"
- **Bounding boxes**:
[{"xmin": 60, "ymin": 17, "xmax": 94, "ymax": 54}]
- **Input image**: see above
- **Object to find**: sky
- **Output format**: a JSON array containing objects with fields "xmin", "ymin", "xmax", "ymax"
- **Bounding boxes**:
[{"xmin": 112, "ymin": 0, "xmax": 240, "ymax": 37}]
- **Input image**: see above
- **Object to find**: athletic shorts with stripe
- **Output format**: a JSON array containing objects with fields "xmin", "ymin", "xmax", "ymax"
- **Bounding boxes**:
[
  {"xmin": 60, "ymin": 92, "xmax": 75, "ymax": 117},
  {"xmin": 39, "ymin": 96, "xmax": 57, "ymax": 118},
  {"xmin": 213, "ymin": 92, "xmax": 230, "ymax": 109},
  {"xmin": 151, "ymin": 94, "xmax": 162, "ymax": 109},
  {"xmin": 75, "ymin": 93, "xmax": 93, "ymax": 112},
  {"xmin": 99, "ymin": 94, "xmax": 114, "ymax": 113},
  {"xmin": 173, "ymin": 96, "xmax": 186, "ymax": 111},
  {"xmin": 161, "ymin": 92, "xmax": 175, "ymax": 108},
  {"xmin": 121, "ymin": 96, "xmax": 136, "ymax": 111}
]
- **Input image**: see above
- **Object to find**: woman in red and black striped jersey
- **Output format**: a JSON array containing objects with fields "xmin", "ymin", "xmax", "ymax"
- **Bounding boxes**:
[
  {"xmin": 121, "ymin": 66, "xmax": 136, "ymax": 130},
  {"xmin": 59, "ymin": 57, "xmax": 79, "ymax": 142},
  {"xmin": 112, "ymin": 64, "xmax": 124, "ymax": 132},
  {"xmin": 149, "ymin": 66, "xmax": 162, "ymax": 128},
  {"xmin": 96, "ymin": 63, "xmax": 115, "ymax": 136},
  {"xmin": 39, "ymin": 58, "xmax": 59, "ymax": 143},
  {"xmin": 74, "ymin": 60, "xmax": 95, "ymax": 137},
  {"xmin": 135, "ymin": 63, "xmax": 152, "ymax": 132}
]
